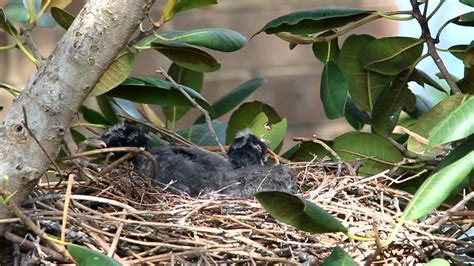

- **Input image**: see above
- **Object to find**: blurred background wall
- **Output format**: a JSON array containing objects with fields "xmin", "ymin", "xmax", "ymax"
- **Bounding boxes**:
[{"xmin": 0, "ymin": 0, "xmax": 400, "ymax": 148}]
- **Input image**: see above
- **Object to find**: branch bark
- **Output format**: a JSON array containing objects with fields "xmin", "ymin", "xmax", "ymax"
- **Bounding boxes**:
[{"xmin": 0, "ymin": 0, "xmax": 154, "ymax": 233}]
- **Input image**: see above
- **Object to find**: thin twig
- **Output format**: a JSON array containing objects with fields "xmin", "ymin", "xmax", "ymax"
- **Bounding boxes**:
[
  {"xmin": 158, "ymin": 68, "xmax": 226, "ymax": 153},
  {"xmin": 60, "ymin": 173, "xmax": 75, "ymax": 242}
]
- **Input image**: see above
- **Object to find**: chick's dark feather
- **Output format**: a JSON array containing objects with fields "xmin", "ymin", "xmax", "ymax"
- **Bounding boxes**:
[{"xmin": 101, "ymin": 124, "xmax": 296, "ymax": 197}]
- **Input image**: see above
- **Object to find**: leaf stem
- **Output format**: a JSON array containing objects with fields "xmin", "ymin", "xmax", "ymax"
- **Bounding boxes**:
[
  {"xmin": 10, "ymin": 28, "xmax": 39, "ymax": 65},
  {"xmin": 0, "ymin": 43, "xmax": 17, "ymax": 51},
  {"xmin": 427, "ymin": 0, "xmax": 445, "ymax": 21},
  {"xmin": 344, "ymin": 231, "xmax": 376, "ymax": 242}
]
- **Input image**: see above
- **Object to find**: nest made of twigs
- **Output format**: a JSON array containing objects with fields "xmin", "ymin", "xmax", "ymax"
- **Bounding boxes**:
[{"xmin": 3, "ymin": 154, "xmax": 473, "ymax": 265}]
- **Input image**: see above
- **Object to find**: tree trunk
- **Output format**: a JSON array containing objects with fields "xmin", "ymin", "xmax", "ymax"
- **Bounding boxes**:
[{"xmin": 0, "ymin": 0, "xmax": 154, "ymax": 233}]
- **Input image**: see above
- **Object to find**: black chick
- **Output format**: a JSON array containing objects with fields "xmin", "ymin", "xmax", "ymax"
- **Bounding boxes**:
[{"xmin": 100, "ymin": 124, "xmax": 296, "ymax": 197}]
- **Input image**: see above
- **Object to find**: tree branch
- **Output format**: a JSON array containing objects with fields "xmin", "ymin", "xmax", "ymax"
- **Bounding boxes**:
[
  {"xmin": 410, "ymin": 0, "xmax": 461, "ymax": 94},
  {"xmin": 0, "ymin": 0, "xmax": 155, "ymax": 234}
]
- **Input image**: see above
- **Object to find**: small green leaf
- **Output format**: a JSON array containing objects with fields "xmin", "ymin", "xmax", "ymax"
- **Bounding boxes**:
[
  {"xmin": 70, "ymin": 128, "xmax": 86, "ymax": 144},
  {"xmin": 323, "ymin": 246, "xmax": 357, "ymax": 266},
  {"xmin": 96, "ymin": 96, "xmax": 119, "ymax": 125},
  {"xmin": 256, "ymin": 191, "xmax": 348, "ymax": 233},
  {"xmin": 152, "ymin": 42, "xmax": 220, "ymax": 72},
  {"xmin": 451, "ymin": 11, "xmax": 474, "ymax": 26},
  {"xmin": 361, "ymin": 37, "xmax": 424, "ymax": 75},
  {"xmin": 333, "ymin": 132, "xmax": 403, "ymax": 175},
  {"xmin": 0, "ymin": 8, "xmax": 18, "ymax": 35},
  {"xmin": 89, "ymin": 49, "xmax": 135, "ymax": 97},
  {"xmin": 177, "ymin": 120, "xmax": 227, "ymax": 146},
  {"xmin": 407, "ymin": 94, "xmax": 467, "ymax": 158},
  {"xmin": 320, "ymin": 61, "xmax": 348, "ymax": 119},
  {"xmin": 105, "ymin": 77, "xmax": 213, "ymax": 114},
  {"xmin": 410, "ymin": 68, "xmax": 447, "ymax": 93},
  {"xmin": 283, "ymin": 141, "xmax": 329, "ymax": 161},
  {"xmin": 80, "ymin": 106, "xmax": 110, "ymax": 125},
  {"xmin": 195, "ymin": 77, "xmax": 267, "ymax": 124},
  {"xmin": 345, "ymin": 99, "xmax": 368, "ymax": 130},
  {"xmin": 449, "ymin": 44, "xmax": 474, "ymax": 67},
  {"xmin": 429, "ymin": 96, "xmax": 474, "ymax": 146},
  {"xmin": 256, "ymin": 8, "xmax": 373, "ymax": 36},
  {"xmin": 226, "ymin": 101, "xmax": 286, "ymax": 151},
  {"xmin": 158, "ymin": 28, "xmax": 247, "ymax": 52},
  {"xmin": 163, "ymin": 0, "xmax": 217, "ymax": 22},
  {"xmin": 311, "ymin": 30, "xmax": 339, "ymax": 63},
  {"xmin": 51, "ymin": 7, "xmax": 74, "ymax": 30},
  {"xmin": 67, "ymin": 244, "xmax": 121, "ymax": 266},
  {"xmin": 162, "ymin": 63, "xmax": 204, "ymax": 125},
  {"xmin": 401, "ymin": 150, "xmax": 474, "ymax": 221},
  {"xmin": 424, "ymin": 258, "xmax": 450, "ymax": 266},
  {"xmin": 457, "ymin": 66, "xmax": 474, "ymax": 94},
  {"xmin": 336, "ymin": 34, "xmax": 392, "ymax": 112},
  {"xmin": 371, "ymin": 70, "xmax": 416, "ymax": 136},
  {"xmin": 460, "ymin": 0, "xmax": 474, "ymax": 7}
]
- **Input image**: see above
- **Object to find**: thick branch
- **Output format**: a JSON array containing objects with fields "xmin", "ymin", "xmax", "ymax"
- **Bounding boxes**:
[
  {"xmin": 0, "ymin": 0, "xmax": 154, "ymax": 233},
  {"xmin": 410, "ymin": 0, "xmax": 461, "ymax": 94}
]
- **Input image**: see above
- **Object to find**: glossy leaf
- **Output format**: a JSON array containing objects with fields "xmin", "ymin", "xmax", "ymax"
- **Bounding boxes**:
[
  {"xmin": 449, "ymin": 44, "xmax": 474, "ymax": 67},
  {"xmin": 451, "ymin": 11, "xmax": 474, "ymax": 26},
  {"xmin": 195, "ymin": 77, "xmax": 267, "ymax": 124},
  {"xmin": 67, "ymin": 244, "xmax": 121, "ymax": 266},
  {"xmin": 407, "ymin": 94, "xmax": 467, "ymax": 158},
  {"xmin": 401, "ymin": 150, "xmax": 474, "ymax": 221},
  {"xmin": 323, "ymin": 246, "xmax": 357, "ymax": 266},
  {"xmin": 153, "ymin": 42, "xmax": 220, "ymax": 72},
  {"xmin": 178, "ymin": 120, "xmax": 227, "ymax": 146},
  {"xmin": 89, "ymin": 49, "xmax": 135, "ymax": 97},
  {"xmin": 429, "ymin": 96, "xmax": 474, "ymax": 146},
  {"xmin": 372, "ymin": 70, "xmax": 416, "ymax": 136},
  {"xmin": 163, "ymin": 0, "xmax": 217, "ymax": 22},
  {"xmin": 0, "ymin": 8, "xmax": 17, "ymax": 35},
  {"xmin": 361, "ymin": 37, "xmax": 424, "ymax": 75},
  {"xmin": 105, "ymin": 77, "xmax": 213, "ymax": 113},
  {"xmin": 312, "ymin": 30, "xmax": 339, "ymax": 63},
  {"xmin": 410, "ymin": 68, "xmax": 447, "ymax": 93},
  {"xmin": 111, "ymin": 98, "xmax": 147, "ymax": 121},
  {"xmin": 424, "ymin": 258, "xmax": 450, "ymax": 266},
  {"xmin": 457, "ymin": 66, "xmax": 474, "ymax": 94},
  {"xmin": 256, "ymin": 8, "xmax": 373, "ymax": 35},
  {"xmin": 80, "ymin": 106, "xmax": 110, "ymax": 125},
  {"xmin": 51, "ymin": 7, "xmax": 74, "ymax": 30},
  {"xmin": 162, "ymin": 64, "xmax": 204, "ymax": 125},
  {"xmin": 226, "ymin": 101, "xmax": 286, "ymax": 151},
  {"xmin": 345, "ymin": 99, "xmax": 368, "ymax": 130},
  {"xmin": 256, "ymin": 191, "xmax": 347, "ymax": 233},
  {"xmin": 96, "ymin": 96, "xmax": 119, "ymax": 125},
  {"xmin": 321, "ymin": 61, "xmax": 348, "ymax": 119},
  {"xmin": 158, "ymin": 28, "xmax": 247, "ymax": 52},
  {"xmin": 283, "ymin": 141, "xmax": 329, "ymax": 161},
  {"xmin": 333, "ymin": 132, "xmax": 403, "ymax": 175},
  {"xmin": 43, "ymin": 0, "xmax": 71, "ymax": 11},
  {"xmin": 336, "ymin": 34, "xmax": 392, "ymax": 112},
  {"xmin": 70, "ymin": 128, "xmax": 86, "ymax": 144}
]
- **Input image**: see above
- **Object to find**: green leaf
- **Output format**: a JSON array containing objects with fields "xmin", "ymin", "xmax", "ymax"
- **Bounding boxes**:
[
  {"xmin": 460, "ymin": 0, "xmax": 474, "ymax": 7},
  {"xmin": 401, "ymin": 150, "xmax": 474, "ymax": 221},
  {"xmin": 0, "ymin": 8, "xmax": 18, "ymax": 35},
  {"xmin": 112, "ymin": 98, "xmax": 147, "ymax": 121},
  {"xmin": 457, "ymin": 66, "xmax": 474, "ymax": 94},
  {"xmin": 321, "ymin": 61, "xmax": 348, "ymax": 119},
  {"xmin": 449, "ymin": 44, "xmax": 474, "ymax": 67},
  {"xmin": 361, "ymin": 37, "xmax": 424, "ymax": 75},
  {"xmin": 451, "ymin": 11, "xmax": 474, "ymax": 26},
  {"xmin": 51, "ymin": 7, "xmax": 74, "ymax": 30},
  {"xmin": 256, "ymin": 8, "xmax": 373, "ymax": 36},
  {"xmin": 256, "ymin": 191, "xmax": 347, "ymax": 233},
  {"xmin": 163, "ymin": 0, "xmax": 217, "ymax": 22},
  {"xmin": 226, "ymin": 101, "xmax": 286, "ymax": 151},
  {"xmin": 424, "ymin": 258, "xmax": 451, "ymax": 266},
  {"xmin": 345, "ymin": 99, "xmax": 368, "ymax": 130},
  {"xmin": 311, "ymin": 30, "xmax": 339, "ymax": 63},
  {"xmin": 162, "ymin": 63, "xmax": 204, "ymax": 125},
  {"xmin": 67, "ymin": 244, "xmax": 121, "ymax": 266},
  {"xmin": 105, "ymin": 77, "xmax": 213, "ymax": 113},
  {"xmin": 96, "ymin": 96, "xmax": 119, "ymax": 125},
  {"xmin": 410, "ymin": 68, "xmax": 447, "ymax": 93},
  {"xmin": 89, "ymin": 49, "xmax": 135, "ymax": 97},
  {"xmin": 177, "ymin": 120, "xmax": 227, "ymax": 146},
  {"xmin": 70, "ymin": 128, "xmax": 86, "ymax": 144},
  {"xmin": 371, "ymin": 70, "xmax": 416, "ymax": 136},
  {"xmin": 407, "ymin": 94, "xmax": 467, "ymax": 158},
  {"xmin": 336, "ymin": 34, "xmax": 392, "ymax": 112},
  {"xmin": 80, "ymin": 106, "xmax": 110, "ymax": 125},
  {"xmin": 333, "ymin": 132, "xmax": 403, "ymax": 175},
  {"xmin": 283, "ymin": 141, "xmax": 329, "ymax": 161},
  {"xmin": 158, "ymin": 28, "xmax": 247, "ymax": 52},
  {"xmin": 195, "ymin": 77, "xmax": 267, "ymax": 124},
  {"xmin": 152, "ymin": 42, "xmax": 220, "ymax": 72},
  {"xmin": 429, "ymin": 96, "xmax": 474, "ymax": 146},
  {"xmin": 323, "ymin": 246, "xmax": 357, "ymax": 266}
]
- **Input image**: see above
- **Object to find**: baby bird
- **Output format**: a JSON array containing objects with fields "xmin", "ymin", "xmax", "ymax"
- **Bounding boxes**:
[{"xmin": 100, "ymin": 124, "xmax": 296, "ymax": 197}]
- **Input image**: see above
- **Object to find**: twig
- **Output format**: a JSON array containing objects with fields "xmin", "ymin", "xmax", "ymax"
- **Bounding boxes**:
[
  {"xmin": 21, "ymin": 27, "xmax": 43, "ymax": 64},
  {"xmin": 4, "ymin": 231, "xmax": 65, "ymax": 262},
  {"xmin": 426, "ymin": 191, "xmax": 474, "ymax": 230},
  {"xmin": 158, "ymin": 68, "xmax": 226, "ymax": 153},
  {"xmin": 22, "ymin": 106, "xmax": 63, "ymax": 177},
  {"xmin": 60, "ymin": 173, "xmax": 75, "ymax": 242},
  {"xmin": 410, "ymin": 0, "xmax": 461, "ymax": 94}
]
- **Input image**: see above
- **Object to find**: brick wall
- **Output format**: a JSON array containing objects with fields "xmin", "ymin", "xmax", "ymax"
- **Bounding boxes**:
[{"xmin": 0, "ymin": 0, "xmax": 399, "ymax": 148}]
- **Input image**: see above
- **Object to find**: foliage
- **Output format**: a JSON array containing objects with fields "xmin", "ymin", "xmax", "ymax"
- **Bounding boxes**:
[{"xmin": 0, "ymin": 0, "xmax": 473, "ymax": 263}]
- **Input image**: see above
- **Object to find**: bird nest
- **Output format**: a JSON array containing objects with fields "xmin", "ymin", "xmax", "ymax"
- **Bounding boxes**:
[{"xmin": 2, "ymin": 156, "xmax": 472, "ymax": 265}]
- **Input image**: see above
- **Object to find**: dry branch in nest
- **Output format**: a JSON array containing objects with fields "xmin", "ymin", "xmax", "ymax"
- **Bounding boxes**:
[{"xmin": 1, "ymin": 151, "xmax": 472, "ymax": 265}]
